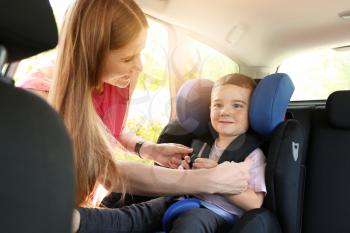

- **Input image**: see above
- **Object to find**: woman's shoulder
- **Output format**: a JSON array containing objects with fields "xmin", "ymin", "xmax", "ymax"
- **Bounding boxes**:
[
  {"xmin": 17, "ymin": 75, "xmax": 51, "ymax": 92},
  {"xmin": 16, "ymin": 54, "xmax": 56, "ymax": 92}
]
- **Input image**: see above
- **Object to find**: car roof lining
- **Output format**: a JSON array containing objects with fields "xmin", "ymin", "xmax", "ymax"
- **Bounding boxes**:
[{"xmin": 137, "ymin": 0, "xmax": 350, "ymax": 68}]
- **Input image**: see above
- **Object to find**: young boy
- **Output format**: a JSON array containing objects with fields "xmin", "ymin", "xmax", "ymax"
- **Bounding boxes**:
[{"xmin": 171, "ymin": 73, "xmax": 266, "ymax": 233}]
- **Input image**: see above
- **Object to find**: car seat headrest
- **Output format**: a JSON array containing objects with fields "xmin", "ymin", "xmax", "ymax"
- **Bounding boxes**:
[
  {"xmin": 326, "ymin": 90, "xmax": 350, "ymax": 129},
  {"xmin": 0, "ymin": 0, "xmax": 58, "ymax": 62},
  {"xmin": 176, "ymin": 73, "xmax": 294, "ymax": 137},
  {"xmin": 176, "ymin": 79, "xmax": 213, "ymax": 136},
  {"xmin": 249, "ymin": 73, "xmax": 295, "ymax": 136}
]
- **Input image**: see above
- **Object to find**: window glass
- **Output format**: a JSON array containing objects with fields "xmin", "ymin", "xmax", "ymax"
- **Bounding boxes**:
[
  {"xmin": 126, "ymin": 19, "xmax": 170, "ymax": 143},
  {"xmin": 279, "ymin": 49, "xmax": 350, "ymax": 101},
  {"xmin": 192, "ymin": 41, "xmax": 239, "ymax": 81},
  {"xmin": 170, "ymin": 36, "xmax": 239, "ymax": 82}
]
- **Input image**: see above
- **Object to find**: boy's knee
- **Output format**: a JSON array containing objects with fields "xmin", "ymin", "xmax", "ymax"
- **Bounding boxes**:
[
  {"xmin": 175, "ymin": 208, "xmax": 210, "ymax": 224},
  {"xmin": 170, "ymin": 208, "xmax": 218, "ymax": 233}
]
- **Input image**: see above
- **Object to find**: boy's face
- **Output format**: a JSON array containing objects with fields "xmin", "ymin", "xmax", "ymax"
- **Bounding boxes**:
[{"xmin": 210, "ymin": 84, "xmax": 251, "ymax": 138}]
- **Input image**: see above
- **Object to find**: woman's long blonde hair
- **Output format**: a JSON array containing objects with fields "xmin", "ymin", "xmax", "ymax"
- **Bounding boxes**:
[{"xmin": 49, "ymin": 0, "xmax": 148, "ymax": 207}]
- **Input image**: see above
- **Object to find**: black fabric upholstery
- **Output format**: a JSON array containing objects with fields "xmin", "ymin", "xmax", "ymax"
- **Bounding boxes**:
[
  {"xmin": 287, "ymin": 107, "xmax": 315, "ymax": 156},
  {"xmin": 229, "ymin": 208, "xmax": 282, "ymax": 233},
  {"xmin": 0, "ymin": 80, "xmax": 74, "ymax": 233},
  {"xmin": 158, "ymin": 120, "xmax": 264, "ymax": 164},
  {"xmin": 0, "ymin": 0, "xmax": 58, "ymax": 62},
  {"xmin": 264, "ymin": 119, "xmax": 306, "ymax": 233},
  {"xmin": 219, "ymin": 130, "xmax": 264, "ymax": 163},
  {"xmin": 157, "ymin": 119, "xmax": 195, "ymax": 147},
  {"xmin": 302, "ymin": 108, "xmax": 350, "ymax": 233},
  {"xmin": 0, "ymin": 0, "xmax": 72, "ymax": 232},
  {"xmin": 326, "ymin": 90, "xmax": 350, "ymax": 129}
]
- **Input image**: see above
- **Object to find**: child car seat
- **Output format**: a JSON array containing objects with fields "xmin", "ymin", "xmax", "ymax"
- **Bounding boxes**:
[{"xmin": 158, "ymin": 73, "xmax": 306, "ymax": 233}]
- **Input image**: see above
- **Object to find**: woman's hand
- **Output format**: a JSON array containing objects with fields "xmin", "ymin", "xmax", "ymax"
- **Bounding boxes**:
[
  {"xmin": 192, "ymin": 158, "xmax": 218, "ymax": 169},
  {"xmin": 180, "ymin": 157, "xmax": 218, "ymax": 169},
  {"xmin": 207, "ymin": 158, "xmax": 252, "ymax": 194},
  {"xmin": 145, "ymin": 143, "xmax": 193, "ymax": 168},
  {"xmin": 179, "ymin": 155, "xmax": 191, "ymax": 169}
]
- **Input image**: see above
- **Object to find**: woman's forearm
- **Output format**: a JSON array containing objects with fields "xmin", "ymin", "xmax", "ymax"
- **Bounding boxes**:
[
  {"xmin": 118, "ymin": 130, "xmax": 143, "ymax": 154},
  {"xmin": 224, "ymin": 189, "xmax": 264, "ymax": 211},
  {"xmin": 118, "ymin": 130, "xmax": 157, "ymax": 160},
  {"xmin": 114, "ymin": 161, "xmax": 209, "ymax": 196},
  {"xmin": 113, "ymin": 160, "xmax": 251, "ymax": 196}
]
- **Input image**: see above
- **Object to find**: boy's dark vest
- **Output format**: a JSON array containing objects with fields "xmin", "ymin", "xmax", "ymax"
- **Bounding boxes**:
[
  {"xmin": 157, "ymin": 120, "xmax": 264, "ymax": 163},
  {"xmin": 191, "ymin": 128, "xmax": 264, "ymax": 163}
]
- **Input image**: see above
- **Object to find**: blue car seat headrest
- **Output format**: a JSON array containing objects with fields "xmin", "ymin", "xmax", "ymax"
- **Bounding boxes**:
[
  {"xmin": 176, "ymin": 79, "xmax": 214, "ymax": 136},
  {"xmin": 249, "ymin": 73, "xmax": 295, "ymax": 136},
  {"xmin": 176, "ymin": 73, "xmax": 295, "ymax": 137}
]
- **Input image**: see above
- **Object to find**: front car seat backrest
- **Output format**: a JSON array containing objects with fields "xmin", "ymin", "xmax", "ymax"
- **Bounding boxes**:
[
  {"xmin": 0, "ymin": 0, "xmax": 74, "ymax": 232},
  {"xmin": 0, "ymin": 0, "xmax": 58, "ymax": 62},
  {"xmin": 302, "ymin": 90, "xmax": 350, "ymax": 233},
  {"xmin": 0, "ymin": 81, "xmax": 74, "ymax": 233}
]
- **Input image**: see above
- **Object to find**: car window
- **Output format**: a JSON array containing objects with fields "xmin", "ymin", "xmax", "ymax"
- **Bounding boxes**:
[
  {"xmin": 169, "ymin": 34, "xmax": 239, "ymax": 82},
  {"xmin": 279, "ymin": 49, "xmax": 350, "ymax": 101},
  {"xmin": 126, "ymin": 19, "xmax": 170, "ymax": 145}
]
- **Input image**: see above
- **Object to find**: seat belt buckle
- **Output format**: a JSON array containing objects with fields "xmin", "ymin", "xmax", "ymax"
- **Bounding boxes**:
[
  {"xmin": 188, "ymin": 142, "xmax": 207, "ymax": 168},
  {"xmin": 189, "ymin": 153, "xmax": 198, "ymax": 168}
]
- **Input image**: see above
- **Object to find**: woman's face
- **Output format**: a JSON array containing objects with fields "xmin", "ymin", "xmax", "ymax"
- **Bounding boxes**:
[{"xmin": 101, "ymin": 29, "xmax": 147, "ymax": 88}]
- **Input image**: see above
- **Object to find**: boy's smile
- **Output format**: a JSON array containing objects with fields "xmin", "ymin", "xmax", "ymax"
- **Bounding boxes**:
[{"xmin": 210, "ymin": 84, "xmax": 252, "ymax": 140}]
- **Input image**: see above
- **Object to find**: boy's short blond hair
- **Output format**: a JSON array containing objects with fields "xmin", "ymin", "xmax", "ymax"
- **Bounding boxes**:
[{"xmin": 213, "ymin": 73, "xmax": 256, "ymax": 92}]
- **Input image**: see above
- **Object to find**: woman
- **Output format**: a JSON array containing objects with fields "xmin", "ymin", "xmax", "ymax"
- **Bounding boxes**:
[{"xmin": 21, "ymin": 0, "xmax": 252, "ymax": 231}]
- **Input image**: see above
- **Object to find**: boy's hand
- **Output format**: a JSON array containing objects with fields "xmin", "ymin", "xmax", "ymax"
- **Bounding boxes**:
[
  {"xmin": 178, "ymin": 156, "xmax": 191, "ymax": 169},
  {"xmin": 152, "ymin": 143, "xmax": 193, "ymax": 168},
  {"xmin": 192, "ymin": 158, "xmax": 218, "ymax": 169}
]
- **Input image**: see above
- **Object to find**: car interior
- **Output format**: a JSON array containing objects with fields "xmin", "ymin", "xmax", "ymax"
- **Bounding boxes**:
[{"xmin": 1, "ymin": 0, "xmax": 350, "ymax": 232}]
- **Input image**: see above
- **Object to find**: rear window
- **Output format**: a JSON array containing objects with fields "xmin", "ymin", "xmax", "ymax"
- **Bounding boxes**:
[{"xmin": 278, "ymin": 49, "xmax": 350, "ymax": 101}]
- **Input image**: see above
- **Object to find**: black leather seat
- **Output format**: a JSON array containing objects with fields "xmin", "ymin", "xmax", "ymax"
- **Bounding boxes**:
[
  {"xmin": 302, "ymin": 90, "xmax": 350, "ymax": 233},
  {"xmin": 0, "ymin": 0, "xmax": 74, "ymax": 232}
]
